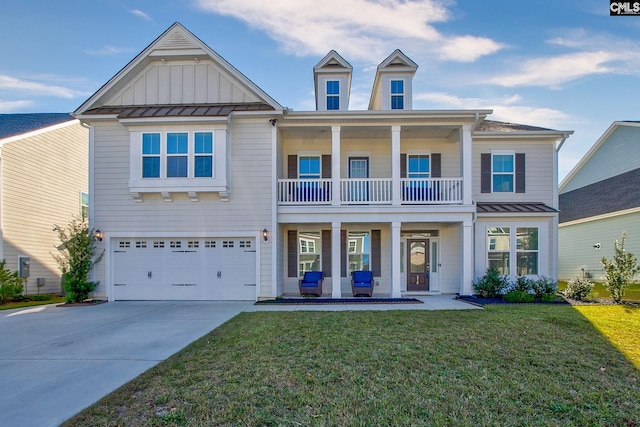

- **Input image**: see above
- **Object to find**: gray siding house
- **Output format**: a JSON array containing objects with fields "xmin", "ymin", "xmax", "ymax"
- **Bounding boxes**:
[
  {"xmin": 559, "ymin": 121, "xmax": 640, "ymax": 281},
  {"xmin": 74, "ymin": 23, "xmax": 572, "ymax": 301}
]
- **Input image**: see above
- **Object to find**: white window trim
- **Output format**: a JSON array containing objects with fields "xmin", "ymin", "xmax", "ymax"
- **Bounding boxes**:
[
  {"xmin": 347, "ymin": 230, "xmax": 371, "ymax": 274},
  {"xmin": 326, "ymin": 80, "xmax": 340, "ymax": 111},
  {"xmin": 297, "ymin": 152, "xmax": 323, "ymax": 179},
  {"xmin": 482, "ymin": 222, "xmax": 548, "ymax": 278},
  {"xmin": 491, "ymin": 150, "xmax": 515, "ymax": 194},
  {"xmin": 406, "ymin": 151, "xmax": 431, "ymax": 179}
]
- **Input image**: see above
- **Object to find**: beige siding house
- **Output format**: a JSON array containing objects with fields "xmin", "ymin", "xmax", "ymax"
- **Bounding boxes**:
[
  {"xmin": 0, "ymin": 114, "xmax": 88, "ymax": 294},
  {"xmin": 75, "ymin": 23, "xmax": 571, "ymax": 301}
]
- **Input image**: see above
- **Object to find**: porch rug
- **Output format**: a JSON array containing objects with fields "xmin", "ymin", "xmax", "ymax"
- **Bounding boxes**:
[{"xmin": 255, "ymin": 297, "xmax": 423, "ymax": 305}]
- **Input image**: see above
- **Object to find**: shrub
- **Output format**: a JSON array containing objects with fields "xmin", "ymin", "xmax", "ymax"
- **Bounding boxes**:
[
  {"xmin": 531, "ymin": 276, "xmax": 557, "ymax": 299},
  {"xmin": 563, "ymin": 276, "xmax": 594, "ymax": 301},
  {"xmin": 601, "ymin": 233, "xmax": 640, "ymax": 303},
  {"xmin": 473, "ymin": 268, "xmax": 509, "ymax": 298},
  {"xmin": 503, "ymin": 290, "xmax": 535, "ymax": 303},
  {"xmin": 0, "ymin": 259, "xmax": 25, "ymax": 304},
  {"xmin": 540, "ymin": 293, "xmax": 557, "ymax": 303}
]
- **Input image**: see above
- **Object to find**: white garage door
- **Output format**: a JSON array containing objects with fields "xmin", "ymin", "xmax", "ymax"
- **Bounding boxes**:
[{"xmin": 112, "ymin": 238, "xmax": 256, "ymax": 300}]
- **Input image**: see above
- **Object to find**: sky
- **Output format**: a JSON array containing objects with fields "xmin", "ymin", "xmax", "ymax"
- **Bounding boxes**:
[{"xmin": 2, "ymin": 0, "xmax": 640, "ymax": 181}]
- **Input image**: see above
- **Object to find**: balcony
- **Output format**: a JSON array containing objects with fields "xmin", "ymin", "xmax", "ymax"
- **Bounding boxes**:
[{"xmin": 277, "ymin": 177, "xmax": 463, "ymax": 205}]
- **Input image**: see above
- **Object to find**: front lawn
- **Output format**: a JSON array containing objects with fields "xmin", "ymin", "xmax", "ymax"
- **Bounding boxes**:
[{"xmin": 63, "ymin": 306, "xmax": 640, "ymax": 426}]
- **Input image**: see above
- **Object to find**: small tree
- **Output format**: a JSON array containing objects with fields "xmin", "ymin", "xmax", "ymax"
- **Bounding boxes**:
[
  {"xmin": 53, "ymin": 217, "xmax": 103, "ymax": 303},
  {"xmin": 601, "ymin": 233, "xmax": 640, "ymax": 303},
  {"xmin": 0, "ymin": 259, "xmax": 25, "ymax": 304}
]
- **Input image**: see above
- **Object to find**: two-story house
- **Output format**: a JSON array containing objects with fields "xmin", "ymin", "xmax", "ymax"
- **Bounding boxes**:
[{"xmin": 74, "ymin": 23, "xmax": 571, "ymax": 301}]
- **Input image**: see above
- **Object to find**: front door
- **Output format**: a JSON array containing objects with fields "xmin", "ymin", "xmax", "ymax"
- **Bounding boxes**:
[{"xmin": 407, "ymin": 239, "xmax": 429, "ymax": 291}]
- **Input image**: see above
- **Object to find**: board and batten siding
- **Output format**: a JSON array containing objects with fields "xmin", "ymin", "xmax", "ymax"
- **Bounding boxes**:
[
  {"xmin": 472, "ymin": 141, "xmax": 556, "ymax": 206},
  {"xmin": 1, "ymin": 122, "xmax": 88, "ymax": 294},
  {"xmin": 91, "ymin": 117, "xmax": 274, "ymax": 298},
  {"xmin": 561, "ymin": 126, "xmax": 640, "ymax": 193}
]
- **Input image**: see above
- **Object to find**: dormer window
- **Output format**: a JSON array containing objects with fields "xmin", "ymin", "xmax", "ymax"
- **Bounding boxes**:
[
  {"xmin": 326, "ymin": 81, "xmax": 340, "ymax": 110},
  {"xmin": 391, "ymin": 80, "xmax": 404, "ymax": 110}
]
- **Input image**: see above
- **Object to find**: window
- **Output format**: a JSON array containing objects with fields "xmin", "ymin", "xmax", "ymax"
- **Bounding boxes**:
[
  {"xmin": 407, "ymin": 155, "xmax": 430, "ymax": 178},
  {"xmin": 80, "ymin": 191, "xmax": 89, "ymax": 218},
  {"xmin": 298, "ymin": 232, "xmax": 320, "ymax": 276},
  {"xmin": 326, "ymin": 80, "xmax": 340, "ymax": 110},
  {"xmin": 141, "ymin": 131, "xmax": 214, "ymax": 179},
  {"xmin": 194, "ymin": 132, "xmax": 213, "ymax": 178},
  {"xmin": 142, "ymin": 133, "xmax": 161, "ymax": 178},
  {"xmin": 492, "ymin": 153, "xmax": 514, "ymax": 192},
  {"xmin": 487, "ymin": 227, "xmax": 510, "ymax": 275},
  {"xmin": 348, "ymin": 231, "xmax": 370, "ymax": 272},
  {"xmin": 298, "ymin": 156, "xmax": 321, "ymax": 180},
  {"xmin": 517, "ymin": 228, "xmax": 538, "ymax": 275},
  {"xmin": 391, "ymin": 80, "xmax": 404, "ymax": 110}
]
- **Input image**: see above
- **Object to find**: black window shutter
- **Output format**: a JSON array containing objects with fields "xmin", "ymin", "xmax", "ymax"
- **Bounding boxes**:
[
  {"xmin": 322, "ymin": 155, "xmax": 331, "ymax": 179},
  {"xmin": 341, "ymin": 230, "xmax": 347, "ymax": 277},
  {"xmin": 322, "ymin": 230, "xmax": 331, "ymax": 277},
  {"xmin": 515, "ymin": 153, "xmax": 525, "ymax": 193},
  {"xmin": 400, "ymin": 153, "xmax": 407, "ymax": 178},
  {"xmin": 372, "ymin": 230, "xmax": 381, "ymax": 276},
  {"xmin": 287, "ymin": 230, "xmax": 297, "ymax": 277},
  {"xmin": 481, "ymin": 153, "xmax": 491, "ymax": 193},
  {"xmin": 288, "ymin": 155, "xmax": 297, "ymax": 179},
  {"xmin": 431, "ymin": 153, "xmax": 441, "ymax": 178}
]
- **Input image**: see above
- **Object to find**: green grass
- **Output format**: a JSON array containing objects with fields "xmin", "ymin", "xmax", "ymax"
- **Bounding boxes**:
[
  {"xmin": 0, "ymin": 294, "xmax": 65, "ymax": 310},
  {"xmin": 63, "ymin": 306, "xmax": 640, "ymax": 426},
  {"xmin": 558, "ymin": 281, "xmax": 640, "ymax": 302}
]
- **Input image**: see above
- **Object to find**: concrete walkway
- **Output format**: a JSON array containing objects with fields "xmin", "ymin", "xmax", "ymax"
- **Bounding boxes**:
[{"xmin": 0, "ymin": 296, "xmax": 477, "ymax": 427}]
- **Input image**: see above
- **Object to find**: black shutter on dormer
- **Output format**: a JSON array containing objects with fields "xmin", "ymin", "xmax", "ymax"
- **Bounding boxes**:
[
  {"xmin": 481, "ymin": 153, "xmax": 491, "ymax": 193},
  {"xmin": 515, "ymin": 153, "xmax": 526, "ymax": 193}
]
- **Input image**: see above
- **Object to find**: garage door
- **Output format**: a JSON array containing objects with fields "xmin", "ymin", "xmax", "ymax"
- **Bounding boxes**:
[{"xmin": 112, "ymin": 238, "xmax": 256, "ymax": 300}]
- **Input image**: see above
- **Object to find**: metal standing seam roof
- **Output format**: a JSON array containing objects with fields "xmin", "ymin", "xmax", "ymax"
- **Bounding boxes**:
[
  {"xmin": 0, "ymin": 113, "xmax": 74, "ymax": 139},
  {"xmin": 82, "ymin": 103, "xmax": 275, "ymax": 118},
  {"xmin": 474, "ymin": 120, "xmax": 558, "ymax": 132},
  {"xmin": 476, "ymin": 202, "xmax": 558, "ymax": 213}
]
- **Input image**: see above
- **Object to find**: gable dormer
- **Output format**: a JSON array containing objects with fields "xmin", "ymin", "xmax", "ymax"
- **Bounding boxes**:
[
  {"xmin": 368, "ymin": 50, "xmax": 418, "ymax": 111},
  {"xmin": 313, "ymin": 51, "xmax": 352, "ymax": 111}
]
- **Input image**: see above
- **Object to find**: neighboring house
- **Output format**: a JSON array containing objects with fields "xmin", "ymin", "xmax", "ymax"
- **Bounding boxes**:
[
  {"xmin": 0, "ymin": 114, "xmax": 88, "ymax": 294},
  {"xmin": 558, "ymin": 121, "xmax": 640, "ymax": 281},
  {"xmin": 74, "ymin": 23, "xmax": 571, "ymax": 301}
]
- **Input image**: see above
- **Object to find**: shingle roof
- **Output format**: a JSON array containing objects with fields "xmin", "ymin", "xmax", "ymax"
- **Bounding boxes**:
[
  {"xmin": 81, "ymin": 103, "xmax": 274, "ymax": 118},
  {"xmin": 559, "ymin": 167, "xmax": 640, "ymax": 223},
  {"xmin": 475, "ymin": 120, "xmax": 556, "ymax": 132},
  {"xmin": 0, "ymin": 113, "xmax": 74, "ymax": 139},
  {"xmin": 477, "ymin": 202, "xmax": 558, "ymax": 214}
]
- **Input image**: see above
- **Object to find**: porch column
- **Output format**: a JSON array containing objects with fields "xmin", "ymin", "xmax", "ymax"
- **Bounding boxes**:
[
  {"xmin": 331, "ymin": 221, "xmax": 342, "ymax": 298},
  {"xmin": 331, "ymin": 126, "xmax": 341, "ymax": 206},
  {"xmin": 391, "ymin": 221, "xmax": 402, "ymax": 298},
  {"xmin": 461, "ymin": 219, "xmax": 474, "ymax": 295},
  {"xmin": 391, "ymin": 125, "xmax": 401, "ymax": 205},
  {"xmin": 461, "ymin": 124, "xmax": 473, "ymax": 205}
]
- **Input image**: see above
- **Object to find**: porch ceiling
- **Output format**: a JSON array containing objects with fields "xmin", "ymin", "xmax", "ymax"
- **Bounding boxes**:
[{"xmin": 278, "ymin": 124, "xmax": 459, "ymax": 140}]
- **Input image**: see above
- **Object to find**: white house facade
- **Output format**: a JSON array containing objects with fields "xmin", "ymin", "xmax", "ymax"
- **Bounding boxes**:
[{"xmin": 74, "ymin": 23, "xmax": 571, "ymax": 301}]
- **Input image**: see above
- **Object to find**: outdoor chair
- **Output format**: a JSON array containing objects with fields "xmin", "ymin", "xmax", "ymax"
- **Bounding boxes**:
[
  {"xmin": 298, "ymin": 271, "xmax": 324, "ymax": 296},
  {"xmin": 351, "ymin": 270, "xmax": 374, "ymax": 297}
]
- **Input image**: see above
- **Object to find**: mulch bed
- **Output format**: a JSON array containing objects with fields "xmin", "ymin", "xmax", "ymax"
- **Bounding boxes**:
[
  {"xmin": 455, "ymin": 295, "xmax": 570, "ymax": 307},
  {"xmin": 255, "ymin": 297, "xmax": 423, "ymax": 305}
]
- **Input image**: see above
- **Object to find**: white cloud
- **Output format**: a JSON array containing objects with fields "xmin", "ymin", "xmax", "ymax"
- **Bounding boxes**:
[
  {"xmin": 194, "ymin": 0, "xmax": 503, "ymax": 62},
  {"xmin": 0, "ymin": 99, "xmax": 33, "ymax": 113},
  {"xmin": 415, "ymin": 91, "xmax": 572, "ymax": 129},
  {"xmin": 0, "ymin": 74, "xmax": 87, "ymax": 99},
  {"xmin": 130, "ymin": 9, "xmax": 152, "ymax": 21},
  {"xmin": 83, "ymin": 45, "xmax": 136, "ymax": 56}
]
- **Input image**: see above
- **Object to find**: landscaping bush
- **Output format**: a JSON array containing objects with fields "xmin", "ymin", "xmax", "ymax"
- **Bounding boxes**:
[
  {"xmin": 503, "ymin": 289, "xmax": 535, "ymax": 303},
  {"xmin": 0, "ymin": 259, "xmax": 25, "ymax": 304},
  {"xmin": 531, "ymin": 276, "xmax": 557, "ymax": 299},
  {"xmin": 473, "ymin": 268, "xmax": 509, "ymax": 298},
  {"xmin": 563, "ymin": 276, "xmax": 594, "ymax": 301},
  {"xmin": 601, "ymin": 233, "xmax": 640, "ymax": 303},
  {"xmin": 513, "ymin": 276, "xmax": 533, "ymax": 293}
]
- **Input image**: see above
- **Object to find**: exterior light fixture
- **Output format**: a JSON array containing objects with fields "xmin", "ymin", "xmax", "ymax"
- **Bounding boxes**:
[
  {"xmin": 263, "ymin": 228, "xmax": 268, "ymax": 242},
  {"xmin": 95, "ymin": 229, "xmax": 104, "ymax": 242}
]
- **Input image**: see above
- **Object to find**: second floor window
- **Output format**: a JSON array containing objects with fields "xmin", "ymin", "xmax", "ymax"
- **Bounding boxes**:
[
  {"xmin": 326, "ymin": 80, "xmax": 340, "ymax": 110},
  {"xmin": 408, "ymin": 154, "xmax": 430, "ymax": 178},
  {"xmin": 299, "ymin": 156, "xmax": 321, "ymax": 180},
  {"xmin": 391, "ymin": 80, "xmax": 404, "ymax": 109},
  {"xmin": 141, "ymin": 131, "xmax": 214, "ymax": 179},
  {"xmin": 492, "ymin": 153, "xmax": 514, "ymax": 192}
]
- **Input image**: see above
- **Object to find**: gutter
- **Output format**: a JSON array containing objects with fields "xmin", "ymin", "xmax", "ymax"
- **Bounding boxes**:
[{"xmin": 556, "ymin": 131, "xmax": 573, "ymax": 152}]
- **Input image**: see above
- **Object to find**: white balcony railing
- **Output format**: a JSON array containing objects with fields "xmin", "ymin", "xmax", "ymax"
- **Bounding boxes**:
[{"xmin": 277, "ymin": 177, "xmax": 463, "ymax": 205}]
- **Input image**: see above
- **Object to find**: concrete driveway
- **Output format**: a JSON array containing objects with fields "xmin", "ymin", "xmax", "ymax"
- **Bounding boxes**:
[{"xmin": 0, "ymin": 301, "xmax": 253, "ymax": 427}]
